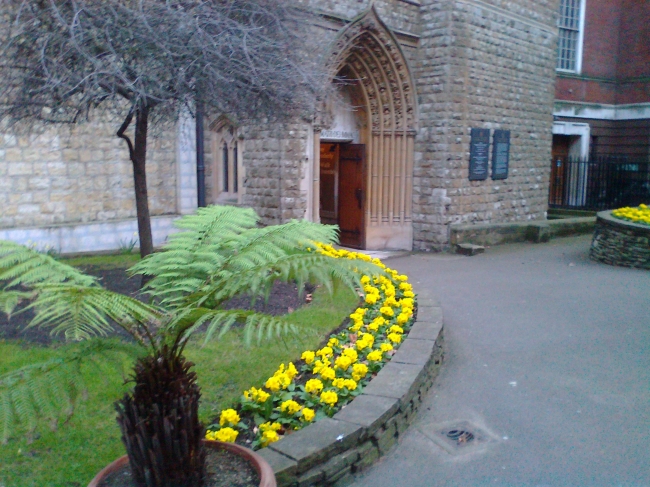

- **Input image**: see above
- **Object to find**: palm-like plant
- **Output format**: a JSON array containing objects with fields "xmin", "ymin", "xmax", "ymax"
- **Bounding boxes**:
[{"xmin": 0, "ymin": 205, "xmax": 380, "ymax": 486}]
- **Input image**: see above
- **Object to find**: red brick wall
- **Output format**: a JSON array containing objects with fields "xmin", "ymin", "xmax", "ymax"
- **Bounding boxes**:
[{"xmin": 555, "ymin": 0, "xmax": 649, "ymax": 106}]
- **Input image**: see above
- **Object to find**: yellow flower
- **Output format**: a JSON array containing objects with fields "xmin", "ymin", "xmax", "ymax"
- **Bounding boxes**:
[
  {"xmin": 207, "ymin": 427, "xmax": 239, "ymax": 443},
  {"xmin": 360, "ymin": 275, "xmax": 371, "ymax": 284},
  {"xmin": 301, "ymin": 408, "xmax": 315, "ymax": 422},
  {"xmin": 365, "ymin": 294, "xmax": 379, "ymax": 305},
  {"xmin": 265, "ymin": 376, "xmax": 281, "ymax": 392},
  {"xmin": 301, "ymin": 350, "xmax": 316, "ymax": 364},
  {"xmin": 285, "ymin": 362, "xmax": 298, "ymax": 380},
  {"xmin": 380, "ymin": 343, "xmax": 393, "ymax": 352},
  {"xmin": 328, "ymin": 337, "xmax": 340, "ymax": 348},
  {"xmin": 313, "ymin": 359, "xmax": 330, "ymax": 374},
  {"xmin": 260, "ymin": 429, "xmax": 280, "ymax": 447},
  {"xmin": 367, "ymin": 350, "xmax": 383, "ymax": 361},
  {"xmin": 403, "ymin": 290, "xmax": 415, "ymax": 298},
  {"xmin": 320, "ymin": 366, "xmax": 336, "ymax": 381},
  {"xmin": 316, "ymin": 346, "xmax": 333, "ymax": 358},
  {"xmin": 342, "ymin": 348, "xmax": 358, "ymax": 362},
  {"xmin": 388, "ymin": 332, "xmax": 402, "ymax": 344},
  {"xmin": 335, "ymin": 355, "xmax": 353, "ymax": 371},
  {"xmin": 305, "ymin": 378, "xmax": 324, "ymax": 394},
  {"xmin": 259, "ymin": 421, "xmax": 282, "ymax": 433},
  {"xmin": 320, "ymin": 390, "xmax": 338, "ymax": 406},
  {"xmin": 399, "ymin": 282, "xmax": 412, "ymax": 291},
  {"xmin": 389, "ymin": 325, "xmax": 404, "ymax": 334},
  {"xmin": 280, "ymin": 400, "xmax": 301, "ymax": 415},
  {"xmin": 219, "ymin": 409, "xmax": 240, "ymax": 427},
  {"xmin": 343, "ymin": 379, "xmax": 358, "ymax": 390},
  {"xmin": 384, "ymin": 297, "xmax": 398, "ymax": 307},
  {"xmin": 396, "ymin": 313, "xmax": 410, "ymax": 325},
  {"xmin": 244, "ymin": 387, "xmax": 270, "ymax": 403},
  {"xmin": 332, "ymin": 378, "xmax": 345, "ymax": 388},
  {"xmin": 349, "ymin": 321, "xmax": 364, "ymax": 333},
  {"xmin": 352, "ymin": 363, "xmax": 368, "ymax": 381},
  {"xmin": 380, "ymin": 306, "xmax": 395, "ymax": 317}
]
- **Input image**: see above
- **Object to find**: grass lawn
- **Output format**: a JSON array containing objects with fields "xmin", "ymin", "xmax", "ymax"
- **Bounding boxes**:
[{"xmin": 0, "ymin": 254, "xmax": 358, "ymax": 487}]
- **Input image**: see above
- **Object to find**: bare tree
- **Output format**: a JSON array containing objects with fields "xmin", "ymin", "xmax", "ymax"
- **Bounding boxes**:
[{"xmin": 0, "ymin": 0, "xmax": 324, "ymax": 257}]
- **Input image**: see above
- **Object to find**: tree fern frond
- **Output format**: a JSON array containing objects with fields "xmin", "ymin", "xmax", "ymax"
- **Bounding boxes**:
[
  {"xmin": 0, "ymin": 240, "xmax": 97, "ymax": 289},
  {"xmin": 0, "ymin": 290, "xmax": 33, "ymax": 317},
  {"xmin": 26, "ymin": 285, "xmax": 162, "ymax": 342},
  {"xmin": 0, "ymin": 340, "xmax": 139, "ymax": 443}
]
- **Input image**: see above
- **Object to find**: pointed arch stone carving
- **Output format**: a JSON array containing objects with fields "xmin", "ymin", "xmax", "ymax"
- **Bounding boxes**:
[
  {"xmin": 326, "ymin": 7, "xmax": 418, "ymax": 134},
  {"xmin": 317, "ymin": 8, "xmax": 417, "ymax": 248}
]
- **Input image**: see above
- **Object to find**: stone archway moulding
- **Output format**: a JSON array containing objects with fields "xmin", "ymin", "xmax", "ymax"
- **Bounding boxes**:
[{"xmin": 313, "ymin": 6, "xmax": 418, "ymax": 250}]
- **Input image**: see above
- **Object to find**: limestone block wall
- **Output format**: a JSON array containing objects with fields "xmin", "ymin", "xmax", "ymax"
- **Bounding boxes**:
[
  {"xmin": 298, "ymin": 0, "xmax": 421, "ymax": 37},
  {"xmin": 0, "ymin": 119, "xmax": 178, "ymax": 230},
  {"xmin": 240, "ymin": 122, "xmax": 313, "ymax": 224},
  {"xmin": 413, "ymin": 0, "xmax": 559, "ymax": 250}
]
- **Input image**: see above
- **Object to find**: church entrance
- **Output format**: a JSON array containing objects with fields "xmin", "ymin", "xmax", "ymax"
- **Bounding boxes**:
[{"xmin": 319, "ymin": 142, "xmax": 366, "ymax": 249}]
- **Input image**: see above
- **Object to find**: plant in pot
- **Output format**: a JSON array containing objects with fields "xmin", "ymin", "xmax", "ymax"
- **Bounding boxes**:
[{"xmin": 0, "ymin": 205, "xmax": 380, "ymax": 486}]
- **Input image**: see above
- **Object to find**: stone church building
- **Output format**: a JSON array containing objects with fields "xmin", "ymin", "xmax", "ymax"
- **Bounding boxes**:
[{"xmin": 0, "ymin": 1, "xmax": 559, "ymax": 253}]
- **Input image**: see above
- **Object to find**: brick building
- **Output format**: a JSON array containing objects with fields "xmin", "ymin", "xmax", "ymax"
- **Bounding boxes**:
[
  {"xmin": 0, "ymin": 1, "xmax": 560, "ymax": 253},
  {"xmin": 553, "ymin": 0, "xmax": 650, "ymax": 161}
]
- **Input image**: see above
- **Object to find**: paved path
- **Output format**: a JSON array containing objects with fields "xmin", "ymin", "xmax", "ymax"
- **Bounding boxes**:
[{"xmin": 352, "ymin": 235, "xmax": 650, "ymax": 487}]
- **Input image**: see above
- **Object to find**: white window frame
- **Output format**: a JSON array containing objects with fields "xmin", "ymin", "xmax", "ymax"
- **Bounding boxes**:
[{"xmin": 556, "ymin": 0, "xmax": 586, "ymax": 74}]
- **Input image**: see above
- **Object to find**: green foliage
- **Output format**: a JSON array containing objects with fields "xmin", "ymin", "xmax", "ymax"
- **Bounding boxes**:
[
  {"xmin": 0, "ymin": 340, "xmax": 141, "ymax": 445},
  {"xmin": 0, "ymin": 205, "xmax": 381, "ymax": 448}
]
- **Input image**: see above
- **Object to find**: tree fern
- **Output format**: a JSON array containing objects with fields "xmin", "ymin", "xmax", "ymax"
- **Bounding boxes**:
[{"xmin": 0, "ymin": 204, "xmax": 383, "ymax": 473}]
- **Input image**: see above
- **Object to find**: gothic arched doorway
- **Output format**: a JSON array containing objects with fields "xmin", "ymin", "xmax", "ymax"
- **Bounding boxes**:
[{"xmin": 316, "ymin": 7, "xmax": 418, "ymax": 250}]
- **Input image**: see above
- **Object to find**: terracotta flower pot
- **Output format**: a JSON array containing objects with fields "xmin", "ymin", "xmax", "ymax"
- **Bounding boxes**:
[{"xmin": 88, "ymin": 440, "xmax": 276, "ymax": 487}]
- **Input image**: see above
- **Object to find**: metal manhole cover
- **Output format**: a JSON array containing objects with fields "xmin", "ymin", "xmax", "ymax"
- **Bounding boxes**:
[{"xmin": 417, "ymin": 420, "xmax": 497, "ymax": 456}]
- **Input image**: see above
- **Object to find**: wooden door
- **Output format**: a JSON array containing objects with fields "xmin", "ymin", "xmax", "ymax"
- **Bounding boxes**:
[
  {"xmin": 319, "ymin": 143, "xmax": 338, "ymax": 225},
  {"xmin": 550, "ymin": 135, "xmax": 571, "ymax": 205},
  {"xmin": 338, "ymin": 144, "xmax": 366, "ymax": 248}
]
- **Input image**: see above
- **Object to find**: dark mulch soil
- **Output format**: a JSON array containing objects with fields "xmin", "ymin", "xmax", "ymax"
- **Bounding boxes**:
[
  {"xmin": 0, "ymin": 265, "xmax": 311, "ymax": 345},
  {"xmin": 97, "ymin": 447, "xmax": 259, "ymax": 487}
]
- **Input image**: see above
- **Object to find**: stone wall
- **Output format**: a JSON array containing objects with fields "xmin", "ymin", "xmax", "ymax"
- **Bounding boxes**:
[
  {"xmin": 0, "ymin": 117, "xmax": 178, "ymax": 230},
  {"xmin": 412, "ymin": 0, "xmax": 559, "ymax": 250},
  {"xmin": 590, "ymin": 211, "xmax": 650, "ymax": 270},
  {"xmin": 240, "ymin": 122, "xmax": 313, "ymax": 225}
]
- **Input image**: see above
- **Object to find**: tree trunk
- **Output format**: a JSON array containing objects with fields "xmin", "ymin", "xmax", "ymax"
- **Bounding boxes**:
[{"xmin": 132, "ymin": 106, "xmax": 155, "ymax": 258}]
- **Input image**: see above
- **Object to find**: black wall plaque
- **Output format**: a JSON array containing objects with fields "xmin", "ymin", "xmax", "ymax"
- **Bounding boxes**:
[
  {"xmin": 491, "ymin": 130, "xmax": 511, "ymax": 180},
  {"xmin": 468, "ymin": 128, "xmax": 490, "ymax": 181}
]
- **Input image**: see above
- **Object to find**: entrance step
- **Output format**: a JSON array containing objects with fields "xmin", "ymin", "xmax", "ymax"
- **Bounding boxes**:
[{"xmin": 456, "ymin": 243, "xmax": 485, "ymax": 256}]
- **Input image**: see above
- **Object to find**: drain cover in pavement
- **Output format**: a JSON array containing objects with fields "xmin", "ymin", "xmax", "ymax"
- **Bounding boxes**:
[{"xmin": 418, "ymin": 420, "xmax": 496, "ymax": 456}]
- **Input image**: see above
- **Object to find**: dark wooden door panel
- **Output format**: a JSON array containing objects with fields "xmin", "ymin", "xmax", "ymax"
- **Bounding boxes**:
[{"xmin": 338, "ymin": 144, "xmax": 365, "ymax": 249}]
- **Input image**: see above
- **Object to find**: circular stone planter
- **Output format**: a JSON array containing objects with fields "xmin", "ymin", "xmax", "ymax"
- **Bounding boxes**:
[
  {"xmin": 590, "ymin": 211, "xmax": 650, "ymax": 269},
  {"xmin": 87, "ymin": 440, "xmax": 276, "ymax": 487}
]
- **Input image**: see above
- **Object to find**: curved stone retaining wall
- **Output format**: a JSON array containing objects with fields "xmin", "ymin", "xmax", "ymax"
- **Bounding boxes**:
[
  {"xmin": 257, "ymin": 298, "xmax": 445, "ymax": 487},
  {"xmin": 590, "ymin": 211, "xmax": 650, "ymax": 270}
]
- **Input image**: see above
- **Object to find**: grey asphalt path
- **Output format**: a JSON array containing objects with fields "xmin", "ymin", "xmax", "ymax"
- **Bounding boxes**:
[{"xmin": 352, "ymin": 235, "xmax": 650, "ymax": 487}]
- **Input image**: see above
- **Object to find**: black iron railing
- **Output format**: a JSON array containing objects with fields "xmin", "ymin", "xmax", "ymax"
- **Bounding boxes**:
[{"xmin": 549, "ymin": 156, "xmax": 650, "ymax": 210}]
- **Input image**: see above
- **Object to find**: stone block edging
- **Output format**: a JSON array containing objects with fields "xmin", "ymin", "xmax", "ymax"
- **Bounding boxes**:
[
  {"xmin": 257, "ymin": 298, "xmax": 444, "ymax": 487},
  {"xmin": 450, "ymin": 216, "xmax": 596, "ymax": 248},
  {"xmin": 589, "ymin": 211, "xmax": 650, "ymax": 270}
]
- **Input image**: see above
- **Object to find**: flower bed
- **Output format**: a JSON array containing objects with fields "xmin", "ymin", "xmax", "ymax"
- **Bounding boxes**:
[
  {"xmin": 205, "ymin": 243, "xmax": 417, "ymax": 449},
  {"xmin": 590, "ymin": 210, "xmax": 650, "ymax": 269},
  {"xmin": 611, "ymin": 204, "xmax": 650, "ymax": 226}
]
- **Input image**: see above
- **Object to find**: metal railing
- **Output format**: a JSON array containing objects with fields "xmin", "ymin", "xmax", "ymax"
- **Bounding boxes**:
[{"xmin": 549, "ymin": 156, "xmax": 650, "ymax": 210}]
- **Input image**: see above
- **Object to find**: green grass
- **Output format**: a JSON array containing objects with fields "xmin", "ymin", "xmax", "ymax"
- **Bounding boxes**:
[
  {"xmin": 61, "ymin": 253, "xmax": 140, "ymax": 269},
  {"xmin": 0, "ymin": 286, "xmax": 357, "ymax": 487}
]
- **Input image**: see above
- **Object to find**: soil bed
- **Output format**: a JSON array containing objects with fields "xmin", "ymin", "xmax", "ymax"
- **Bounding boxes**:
[
  {"xmin": 97, "ymin": 447, "xmax": 259, "ymax": 487},
  {"xmin": 0, "ymin": 264, "xmax": 312, "ymax": 345}
]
